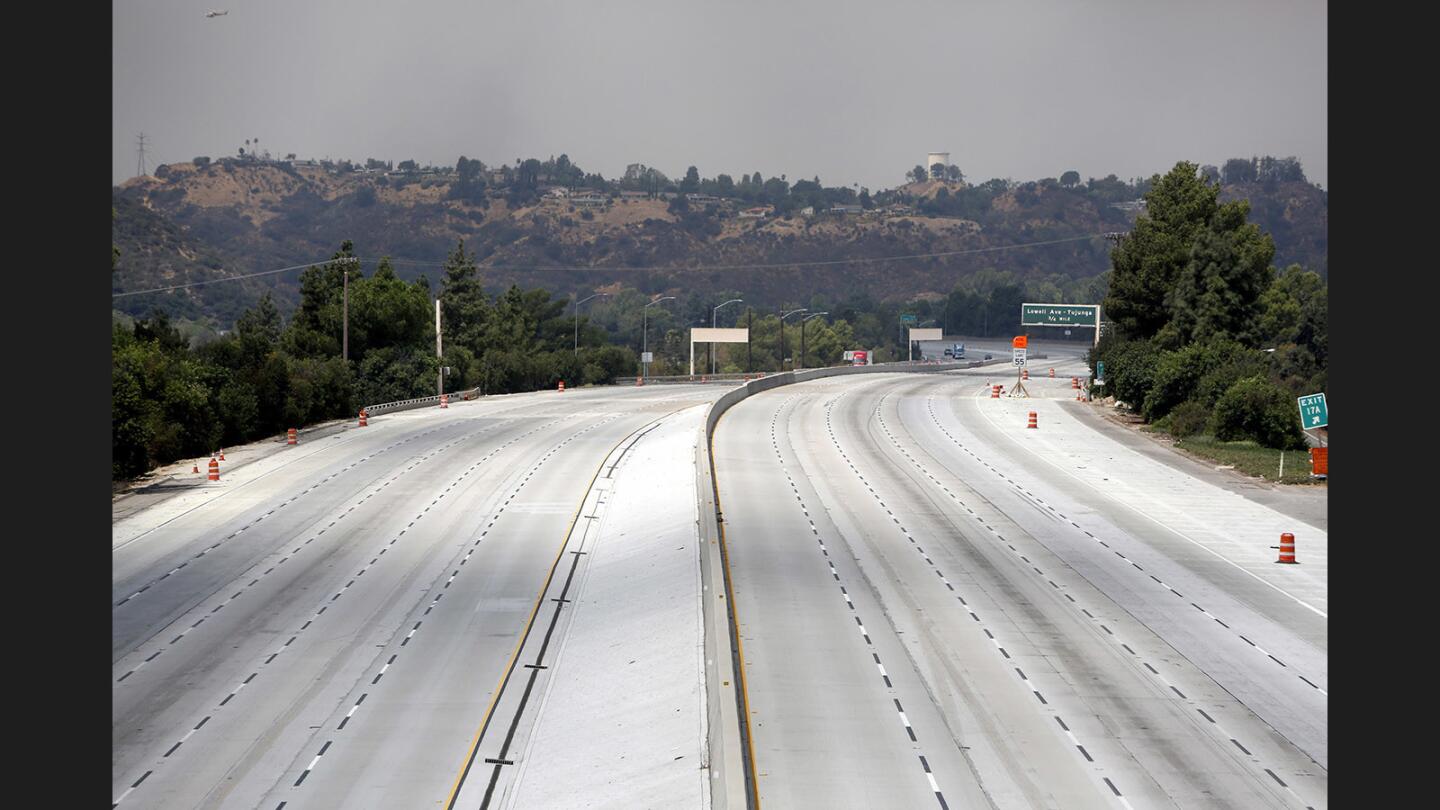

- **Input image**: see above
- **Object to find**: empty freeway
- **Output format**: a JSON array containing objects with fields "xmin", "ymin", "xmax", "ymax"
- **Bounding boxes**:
[{"xmin": 115, "ymin": 355, "xmax": 1327, "ymax": 808}]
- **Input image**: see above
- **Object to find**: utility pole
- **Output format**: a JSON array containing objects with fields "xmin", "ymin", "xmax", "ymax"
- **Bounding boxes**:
[
  {"xmin": 435, "ymin": 298, "xmax": 443, "ymax": 397},
  {"xmin": 746, "ymin": 308, "xmax": 752, "ymax": 373},
  {"xmin": 342, "ymin": 260, "xmax": 350, "ymax": 362}
]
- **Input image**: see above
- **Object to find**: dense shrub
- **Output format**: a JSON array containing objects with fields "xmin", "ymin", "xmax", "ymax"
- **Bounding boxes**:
[
  {"xmin": 1157, "ymin": 401, "xmax": 1209, "ymax": 438},
  {"xmin": 1210, "ymin": 376, "xmax": 1307, "ymax": 449},
  {"xmin": 1097, "ymin": 338, "xmax": 1162, "ymax": 410}
]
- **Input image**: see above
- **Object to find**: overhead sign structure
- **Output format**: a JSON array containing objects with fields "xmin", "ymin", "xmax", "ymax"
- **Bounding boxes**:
[
  {"xmin": 690, "ymin": 327, "xmax": 749, "ymax": 376},
  {"xmin": 909, "ymin": 328, "xmax": 943, "ymax": 342},
  {"xmin": 1297, "ymin": 393, "xmax": 1328, "ymax": 429},
  {"xmin": 1021, "ymin": 303, "xmax": 1102, "ymax": 346}
]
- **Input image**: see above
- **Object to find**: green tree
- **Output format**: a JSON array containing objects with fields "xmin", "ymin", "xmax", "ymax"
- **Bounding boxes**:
[
  {"xmin": 1163, "ymin": 198, "xmax": 1276, "ymax": 346},
  {"xmin": 439, "ymin": 240, "xmax": 489, "ymax": 352},
  {"xmin": 681, "ymin": 165, "xmax": 701, "ymax": 193},
  {"xmin": 1104, "ymin": 161, "xmax": 1219, "ymax": 340},
  {"xmin": 1060, "ymin": 170, "xmax": 1081, "ymax": 188}
]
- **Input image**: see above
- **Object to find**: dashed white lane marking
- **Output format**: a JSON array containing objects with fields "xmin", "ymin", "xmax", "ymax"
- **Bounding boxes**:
[
  {"xmin": 920, "ymin": 390, "xmax": 1327, "ymax": 697},
  {"xmin": 819, "ymin": 390, "xmax": 1138, "ymax": 808},
  {"xmin": 113, "ymin": 408, "xmax": 646, "ymax": 803},
  {"xmin": 764, "ymin": 396, "xmax": 950, "ymax": 809},
  {"xmin": 831, "ymin": 386, "xmax": 1317, "ymax": 807}
]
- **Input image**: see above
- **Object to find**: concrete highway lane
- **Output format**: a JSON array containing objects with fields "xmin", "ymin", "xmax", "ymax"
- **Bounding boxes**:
[
  {"xmin": 714, "ymin": 370, "xmax": 1327, "ymax": 808},
  {"xmin": 112, "ymin": 384, "xmax": 720, "ymax": 809}
]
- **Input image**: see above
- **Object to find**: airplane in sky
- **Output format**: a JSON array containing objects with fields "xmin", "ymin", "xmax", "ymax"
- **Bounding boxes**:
[{"xmin": 205, "ymin": 10, "xmax": 228, "ymax": 18}]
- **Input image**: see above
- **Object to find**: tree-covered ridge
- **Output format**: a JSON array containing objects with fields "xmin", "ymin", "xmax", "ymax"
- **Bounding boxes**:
[
  {"xmin": 1095, "ymin": 162, "xmax": 1327, "ymax": 450},
  {"xmin": 112, "ymin": 153, "xmax": 1324, "ymax": 327}
]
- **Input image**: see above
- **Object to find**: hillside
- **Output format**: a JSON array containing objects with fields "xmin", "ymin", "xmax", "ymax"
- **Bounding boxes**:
[{"xmin": 112, "ymin": 160, "xmax": 1327, "ymax": 325}]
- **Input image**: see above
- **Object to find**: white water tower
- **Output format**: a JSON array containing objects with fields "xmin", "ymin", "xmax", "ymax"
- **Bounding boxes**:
[{"xmin": 927, "ymin": 152, "xmax": 950, "ymax": 176}]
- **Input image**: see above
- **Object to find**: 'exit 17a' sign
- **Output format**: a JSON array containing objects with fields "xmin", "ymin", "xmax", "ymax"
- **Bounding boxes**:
[{"xmin": 1297, "ymin": 393, "xmax": 1327, "ymax": 429}]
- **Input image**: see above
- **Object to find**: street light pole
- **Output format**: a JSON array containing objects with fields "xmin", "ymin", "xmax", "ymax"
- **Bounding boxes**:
[
  {"xmin": 779, "ymin": 308, "xmax": 807, "ymax": 371},
  {"xmin": 799, "ymin": 311, "xmax": 828, "ymax": 370},
  {"xmin": 573, "ymin": 292, "xmax": 610, "ymax": 356},
  {"xmin": 642, "ymin": 296, "xmax": 676, "ymax": 381},
  {"xmin": 711, "ymin": 298, "xmax": 743, "ymax": 375}
]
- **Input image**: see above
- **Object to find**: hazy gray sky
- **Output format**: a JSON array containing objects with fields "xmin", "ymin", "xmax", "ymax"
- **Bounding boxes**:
[{"xmin": 113, "ymin": 0, "xmax": 1327, "ymax": 189}]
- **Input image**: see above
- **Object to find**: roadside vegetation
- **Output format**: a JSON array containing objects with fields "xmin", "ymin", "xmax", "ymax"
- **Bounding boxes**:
[{"xmin": 1093, "ymin": 162, "xmax": 1327, "ymax": 456}]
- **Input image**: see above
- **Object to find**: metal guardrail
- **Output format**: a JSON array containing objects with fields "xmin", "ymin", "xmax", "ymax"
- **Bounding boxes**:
[{"xmin": 362, "ymin": 386, "xmax": 482, "ymax": 415}]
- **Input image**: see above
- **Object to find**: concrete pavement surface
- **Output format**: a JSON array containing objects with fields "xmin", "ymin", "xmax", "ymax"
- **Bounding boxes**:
[
  {"xmin": 713, "ymin": 364, "xmax": 1326, "ymax": 808},
  {"xmin": 113, "ymin": 384, "xmax": 721, "ymax": 809},
  {"xmin": 115, "ymin": 355, "xmax": 1327, "ymax": 809}
]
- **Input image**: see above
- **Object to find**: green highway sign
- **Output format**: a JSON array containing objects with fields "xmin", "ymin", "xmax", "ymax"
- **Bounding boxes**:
[
  {"xmin": 1297, "ymin": 393, "xmax": 1328, "ymax": 429},
  {"xmin": 1021, "ymin": 303, "xmax": 1100, "ymax": 327},
  {"xmin": 900, "ymin": 313, "xmax": 918, "ymax": 324}
]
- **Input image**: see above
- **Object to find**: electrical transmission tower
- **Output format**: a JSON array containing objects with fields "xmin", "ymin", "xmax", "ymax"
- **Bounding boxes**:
[{"xmin": 136, "ymin": 133, "xmax": 149, "ymax": 177}]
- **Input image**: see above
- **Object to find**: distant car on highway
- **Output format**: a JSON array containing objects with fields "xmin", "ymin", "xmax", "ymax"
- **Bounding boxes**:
[{"xmin": 943, "ymin": 343, "xmax": 965, "ymax": 359}]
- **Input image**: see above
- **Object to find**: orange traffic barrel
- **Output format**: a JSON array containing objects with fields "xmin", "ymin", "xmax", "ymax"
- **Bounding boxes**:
[
  {"xmin": 358, "ymin": 409, "xmax": 368, "ymax": 427},
  {"xmin": 207, "ymin": 457, "xmax": 220, "ymax": 481},
  {"xmin": 1027, "ymin": 411, "xmax": 1038, "ymax": 429},
  {"xmin": 287, "ymin": 428, "xmax": 297, "ymax": 445},
  {"xmin": 1049, "ymin": 368, "xmax": 1055, "ymax": 377},
  {"xmin": 558, "ymin": 380, "xmax": 566, "ymax": 393},
  {"xmin": 635, "ymin": 376, "xmax": 644, "ymax": 386},
  {"xmin": 991, "ymin": 385, "xmax": 1001, "ymax": 399},
  {"xmin": 1276, "ymin": 533, "xmax": 1298, "ymax": 564},
  {"xmin": 1071, "ymin": 377, "xmax": 1080, "ymax": 389},
  {"xmin": 218, "ymin": 449, "xmax": 226, "ymax": 461}
]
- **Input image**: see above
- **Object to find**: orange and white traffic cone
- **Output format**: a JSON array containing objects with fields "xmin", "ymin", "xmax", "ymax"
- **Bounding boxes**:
[
  {"xmin": 218, "ymin": 449, "xmax": 226, "ymax": 461},
  {"xmin": 1276, "ymin": 533, "xmax": 1298, "ymax": 564},
  {"xmin": 636, "ymin": 376, "xmax": 644, "ymax": 386},
  {"xmin": 358, "ymin": 409, "xmax": 368, "ymax": 427},
  {"xmin": 207, "ymin": 457, "xmax": 220, "ymax": 481},
  {"xmin": 558, "ymin": 380, "xmax": 565, "ymax": 393},
  {"xmin": 287, "ymin": 428, "xmax": 297, "ymax": 445},
  {"xmin": 439, "ymin": 394, "xmax": 448, "ymax": 409},
  {"xmin": 1027, "ymin": 411, "xmax": 1038, "ymax": 429},
  {"xmin": 192, "ymin": 462, "xmax": 200, "ymax": 474}
]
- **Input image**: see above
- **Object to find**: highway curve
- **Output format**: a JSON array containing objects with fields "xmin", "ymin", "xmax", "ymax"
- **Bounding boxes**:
[
  {"xmin": 112, "ymin": 384, "xmax": 720, "ymax": 809},
  {"xmin": 712, "ymin": 365, "xmax": 1326, "ymax": 809}
]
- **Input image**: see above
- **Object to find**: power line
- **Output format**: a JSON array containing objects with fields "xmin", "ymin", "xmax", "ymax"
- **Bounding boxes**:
[
  {"xmin": 111, "ymin": 259, "xmax": 341, "ymax": 298},
  {"xmin": 110, "ymin": 232, "xmax": 1108, "ymax": 298},
  {"xmin": 370, "ymin": 233, "xmax": 1107, "ymax": 272}
]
